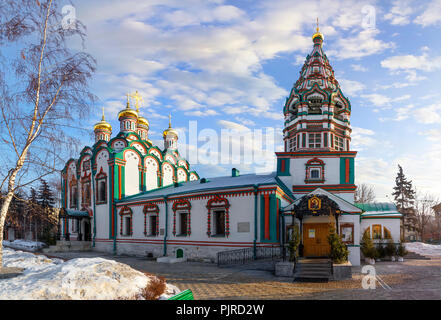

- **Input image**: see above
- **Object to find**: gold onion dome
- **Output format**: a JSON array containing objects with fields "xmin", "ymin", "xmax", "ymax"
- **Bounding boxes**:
[
  {"xmin": 312, "ymin": 18, "xmax": 324, "ymax": 41},
  {"xmin": 138, "ymin": 115, "xmax": 149, "ymax": 128},
  {"xmin": 118, "ymin": 93, "xmax": 139, "ymax": 120},
  {"xmin": 163, "ymin": 114, "xmax": 178, "ymax": 137},
  {"xmin": 94, "ymin": 108, "xmax": 112, "ymax": 132}
]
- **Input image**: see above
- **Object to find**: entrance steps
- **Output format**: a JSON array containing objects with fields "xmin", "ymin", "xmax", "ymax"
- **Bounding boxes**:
[
  {"xmin": 42, "ymin": 240, "xmax": 92, "ymax": 253},
  {"xmin": 294, "ymin": 258, "xmax": 332, "ymax": 282},
  {"xmin": 405, "ymin": 252, "xmax": 432, "ymax": 260}
]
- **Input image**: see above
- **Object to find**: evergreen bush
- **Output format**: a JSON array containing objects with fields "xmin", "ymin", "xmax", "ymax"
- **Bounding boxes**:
[
  {"xmin": 361, "ymin": 230, "xmax": 376, "ymax": 259},
  {"xmin": 327, "ymin": 225, "xmax": 349, "ymax": 264},
  {"xmin": 287, "ymin": 224, "xmax": 300, "ymax": 262},
  {"xmin": 396, "ymin": 242, "xmax": 408, "ymax": 257},
  {"xmin": 376, "ymin": 241, "xmax": 386, "ymax": 259},
  {"xmin": 385, "ymin": 237, "xmax": 396, "ymax": 258}
]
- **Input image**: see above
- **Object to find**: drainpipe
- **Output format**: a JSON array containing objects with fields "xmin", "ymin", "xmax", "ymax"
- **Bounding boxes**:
[
  {"xmin": 253, "ymin": 185, "xmax": 258, "ymax": 259},
  {"xmin": 91, "ymin": 172, "xmax": 96, "ymax": 247},
  {"xmin": 113, "ymin": 202, "xmax": 117, "ymax": 255},
  {"xmin": 163, "ymin": 195, "xmax": 168, "ymax": 256}
]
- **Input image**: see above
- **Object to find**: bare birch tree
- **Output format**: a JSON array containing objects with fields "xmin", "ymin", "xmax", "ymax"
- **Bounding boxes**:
[
  {"xmin": 414, "ymin": 192, "xmax": 439, "ymax": 242},
  {"xmin": 355, "ymin": 183, "xmax": 376, "ymax": 203},
  {"xmin": 0, "ymin": 0, "xmax": 96, "ymax": 267}
]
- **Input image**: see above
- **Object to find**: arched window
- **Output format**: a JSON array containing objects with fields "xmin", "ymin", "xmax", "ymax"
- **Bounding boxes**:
[
  {"xmin": 81, "ymin": 181, "xmax": 91, "ymax": 206},
  {"xmin": 206, "ymin": 196, "xmax": 230, "ymax": 237},
  {"xmin": 69, "ymin": 179, "xmax": 78, "ymax": 209},
  {"xmin": 119, "ymin": 207, "xmax": 133, "ymax": 236},
  {"xmin": 95, "ymin": 168, "xmax": 107, "ymax": 204},
  {"xmin": 172, "ymin": 199, "xmax": 191, "ymax": 236},
  {"xmin": 143, "ymin": 203, "xmax": 159, "ymax": 236}
]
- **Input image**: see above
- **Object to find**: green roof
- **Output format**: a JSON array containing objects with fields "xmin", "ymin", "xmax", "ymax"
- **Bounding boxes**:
[{"xmin": 355, "ymin": 202, "xmax": 397, "ymax": 212}]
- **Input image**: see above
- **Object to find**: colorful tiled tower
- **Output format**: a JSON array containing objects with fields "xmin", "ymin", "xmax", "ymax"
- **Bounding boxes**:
[{"xmin": 276, "ymin": 22, "xmax": 357, "ymax": 203}]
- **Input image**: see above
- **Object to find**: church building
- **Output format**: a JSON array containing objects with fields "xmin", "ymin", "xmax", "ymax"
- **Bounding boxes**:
[{"xmin": 59, "ymin": 26, "xmax": 402, "ymax": 266}]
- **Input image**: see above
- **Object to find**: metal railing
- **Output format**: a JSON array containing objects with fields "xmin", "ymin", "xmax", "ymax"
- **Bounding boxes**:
[{"xmin": 217, "ymin": 245, "xmax": 286, "ymax": 266}]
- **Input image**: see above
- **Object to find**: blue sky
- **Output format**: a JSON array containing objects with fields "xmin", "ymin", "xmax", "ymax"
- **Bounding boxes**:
[{"xmin": 64, "ymin": 0, "xmax": 441, "ymax": 201}]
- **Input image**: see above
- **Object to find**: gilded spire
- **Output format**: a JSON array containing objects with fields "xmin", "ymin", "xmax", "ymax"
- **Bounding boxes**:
[
  {"xmin": 312, "ymin": 17, "xmax": 324, "ymax": 42},
  {"xmin": 130, "ymin": 90, "xmax": 143, "ymax": 113},
  {"xmin": 163, "ymin": 113, "xmax": 178, "ymax": 138},
  {"xmin": 126, "ymin": 92, "xmax": 130, "ymax": 108},
  {"xmin": 94, "ymin": 107, "xmax": 112, "ymax": 132}
]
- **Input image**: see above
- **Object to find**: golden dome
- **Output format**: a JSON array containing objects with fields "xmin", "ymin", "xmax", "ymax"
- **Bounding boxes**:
[
  {"xmin": 312, "ymin": 18, "xmax": 324, "ymax": 41},
  {"xmin": 163, "ymin": 114, "xmax": 178, "ymax": 138},
  {"xmin": 118, "ymin": 93, "xmax": 139, "ymax": 120},
  {"xmin": 94, "ymin": 108, "xmax": 112, "ymax": 132},
  {"xmin": 138, "ymin": 116, "xmax": 149, "ymax": 128}
]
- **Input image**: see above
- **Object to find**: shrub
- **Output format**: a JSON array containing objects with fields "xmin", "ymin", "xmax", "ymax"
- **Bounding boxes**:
[
  {"xmin": 361, "ymin": 230, "xmax": 376, "ymax": 259},
  {"xmin": 287, "ymin": 224, "xmax": 300, "ymax": 262},
  {"xmin": 396, "ymin": 242, "xmax": 408, "ymax": 257},
  {"xmin": 327, "ymin": 225, "xmax": 349, "ymax": 264},
  {"xmin": 385, "ymin": 237, "xmax": 396, "ymax": 257},
  {"xmin": 138, "ymin": 276, "xmax": 166, "ymax": 300},
  {"xmin": 376, "ymin": 241, "xmax": 386, "ymax": 259}
]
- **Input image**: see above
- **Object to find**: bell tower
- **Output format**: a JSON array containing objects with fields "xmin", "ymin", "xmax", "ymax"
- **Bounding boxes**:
[{"xmin": 276, "ymin": 21, "xmax": 357, "ymax": 203}]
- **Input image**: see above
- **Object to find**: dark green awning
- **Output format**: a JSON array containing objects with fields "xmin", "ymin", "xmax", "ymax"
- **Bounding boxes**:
[{"xmin": 60, "ymin": 208, "xmax": 90, "ymax": 217}]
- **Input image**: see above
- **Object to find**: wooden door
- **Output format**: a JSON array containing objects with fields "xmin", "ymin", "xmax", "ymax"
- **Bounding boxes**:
[{"xmin": 303, "ymin": 223, "xmax": 331, "ymax": 257}]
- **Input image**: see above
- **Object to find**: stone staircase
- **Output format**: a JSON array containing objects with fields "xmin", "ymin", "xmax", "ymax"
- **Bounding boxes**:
[
  {"xmin": 294, "ymin": 258, "xmax": 332, "ymax": 282},
  {"xmin": 405, "ymin": 252, "xmax": 432, "ymax": 260},
  {"xmin": 42, "ymin": 240, "xmax": 92, "ymax": 253}
]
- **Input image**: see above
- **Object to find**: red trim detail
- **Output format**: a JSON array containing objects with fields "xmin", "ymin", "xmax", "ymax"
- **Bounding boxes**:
[
  {"xmin": 345, "ymin": 158, "xmax": 350, "ymax": 183},
  {"xmin": 264, "ymin": 194, "xmax": 270, "ymax": 240}
]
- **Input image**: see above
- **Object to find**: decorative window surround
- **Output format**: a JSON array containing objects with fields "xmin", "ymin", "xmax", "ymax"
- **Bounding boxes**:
[
  {"xmin": 172, "ymin": 199, "xmax": 191, "ymax": 236},
  {"xmin": 305, "ymin": 158, "xmax": 325, "ymax": 183},
  {"xmin": 206, "ymin": 196, "xmax": 230, "ymax": 237},
  {"xmin": 119, "ymin": 206, "xmax": 133, "ymax": 236},
  {"xmin": 143, "ymin": 203, "xmax": 159, "ymax": 236}
]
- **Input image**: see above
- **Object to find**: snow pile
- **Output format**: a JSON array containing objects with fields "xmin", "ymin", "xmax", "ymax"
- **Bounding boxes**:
[
  {"xmin": 0, "ymin": 248, "xmax": 180, "ymax": 300},
  {"xmin": 405, "ymin": 242, "xmax": 441, "ymax": 257},
  {"xmin": 3, "ymin": 240, "xmax": 46, "ymax": 252}
]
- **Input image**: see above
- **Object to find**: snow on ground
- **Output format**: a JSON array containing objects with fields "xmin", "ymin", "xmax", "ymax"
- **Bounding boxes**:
[
  {"xmin": 405, "ymin": 242, "xmax": 441, "ymax": 257},
  {"xmin": 0, "ymin": 248, "xmax": 180, "ymax": 300},
  {"xmin": 3, "ymin": 240, "xmax": 46, "ymax": 252}
]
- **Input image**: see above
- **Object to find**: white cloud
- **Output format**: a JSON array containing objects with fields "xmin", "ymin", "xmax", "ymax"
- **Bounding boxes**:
[
  {"xmin": 418, "ymin": 129, "xmax": 441, "ymax": 142},
  {"xmin": 381, "ymin": 52, "xmax": 441, "ymax": 72},
  {"xmin": 361, "ymin": 93, "xmax": 411, "ymax": 108},
  {"xmin": 327, "ymin": 29, "xmax": 394, "ymax": 60},
  {"xmin": 351, "ymin": 64, "xmax": 368, "ymax": 72},
  {"xmin": 414, "ymin": 0, "xmax": 441, "ymax": 26},
  {"xmin": 414, "ymin": 104, "xmax": 441, "ymax": 124},
  {"xmin": 384, "ymin": 0, "xmax": 415, "ymax": 26},
  {"xmin": 338, "ymin": 79, "xmax": 365, "ymax": 96}
]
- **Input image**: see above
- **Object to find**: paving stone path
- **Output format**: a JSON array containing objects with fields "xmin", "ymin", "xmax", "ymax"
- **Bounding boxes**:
[{"xmin": 46, "ymin": 251, "xmax": 441, "ymax": 300}]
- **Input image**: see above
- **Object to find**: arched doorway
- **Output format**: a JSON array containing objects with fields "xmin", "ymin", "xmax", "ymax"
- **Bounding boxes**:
[{"xmin": 176, "ymin": 248, "xmax": 184, "ymax": 258}]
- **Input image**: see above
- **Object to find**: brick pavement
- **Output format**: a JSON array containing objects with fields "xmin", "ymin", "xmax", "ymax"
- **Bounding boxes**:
[{"xmin": 46, "ymin": 251, "xmax": 441, "ymax": 300}]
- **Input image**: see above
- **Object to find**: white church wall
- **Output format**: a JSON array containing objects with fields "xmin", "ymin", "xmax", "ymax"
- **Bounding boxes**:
[
  {"xmin": 124, "ymin": 150, "xmax": 140, "ymax": 196},
  {"xmin": 360, "ymin": 218, "xmax": 401, "ymax": 243},
  {"xmin": 144, "ymin": 156, "xmax": 159, "ymax": 191}
]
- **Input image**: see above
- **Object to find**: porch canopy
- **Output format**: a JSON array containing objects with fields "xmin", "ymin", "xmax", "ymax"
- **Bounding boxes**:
[
  {"xmin": 59, "ymin": 208, "xmax": 91, "ymax": 218},
  {"xmin": 282, "ymin": 188, "xmax": 362, "ymax": 217}
]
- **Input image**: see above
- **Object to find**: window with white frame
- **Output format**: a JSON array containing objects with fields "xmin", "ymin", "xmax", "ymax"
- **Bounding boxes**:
[
  {"xmin": 288, "ymin": 136, "xmax": 297, "ymax": 151},
  {"xmin": 310, "ymin": 168, "xmax": 320, "ymax": 179},
  {"xmin": 334, "ymin": 135, "xmax": 344, "ymax": 151},
  {"xmin": 308, "ymin": 133, "xmax": 322, "ymax": 148}
]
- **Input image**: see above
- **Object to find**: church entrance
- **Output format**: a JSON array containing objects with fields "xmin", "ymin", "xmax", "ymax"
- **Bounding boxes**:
[{"xmin": 302, "ymin": 223, "xmax": 331, "ymax": 257}]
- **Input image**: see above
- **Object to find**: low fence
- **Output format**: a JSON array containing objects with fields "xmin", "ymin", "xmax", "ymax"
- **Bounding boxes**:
[{"xmin": 217, "ymin": 245, "xmax": 287, "ymax": 266}]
